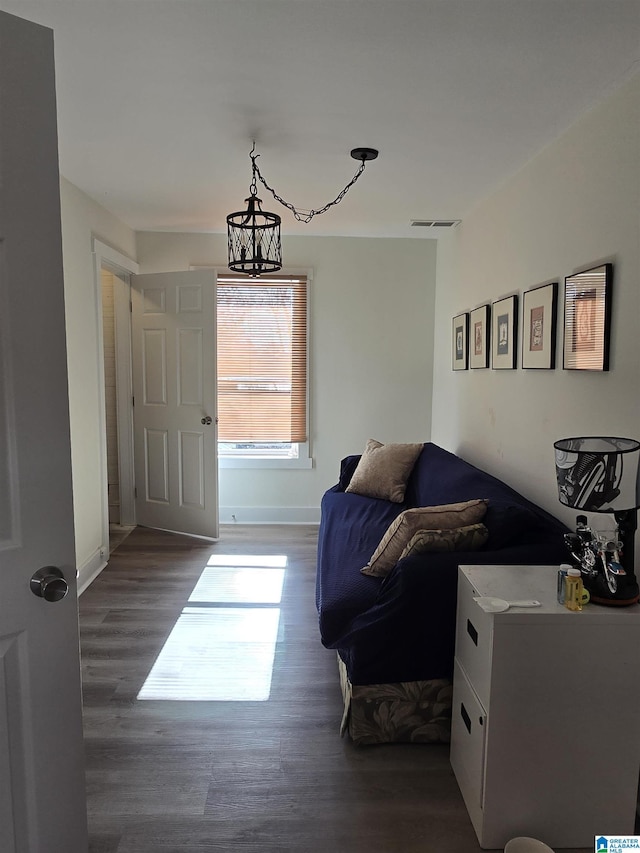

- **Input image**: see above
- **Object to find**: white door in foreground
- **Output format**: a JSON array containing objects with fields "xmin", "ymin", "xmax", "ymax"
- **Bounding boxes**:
[{"xmin": 0, "ymin": 11, "xmax": 88, "ymax": 852}]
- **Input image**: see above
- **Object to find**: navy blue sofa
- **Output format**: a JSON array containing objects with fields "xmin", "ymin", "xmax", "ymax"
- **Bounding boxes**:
[{"xmin": 316, "ymin": 442, "xmax": 569, "ymax": 744}]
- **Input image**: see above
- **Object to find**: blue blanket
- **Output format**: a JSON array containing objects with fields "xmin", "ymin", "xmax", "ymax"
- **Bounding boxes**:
[{"xmin": 316, "ymin": 443, "xmax": 569, "ymax": 685}]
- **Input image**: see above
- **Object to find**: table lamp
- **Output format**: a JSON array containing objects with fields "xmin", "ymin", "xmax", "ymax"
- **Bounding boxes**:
[{"xmin": 554, "ymin": 436, "xmax": 640, "ymax": 605}]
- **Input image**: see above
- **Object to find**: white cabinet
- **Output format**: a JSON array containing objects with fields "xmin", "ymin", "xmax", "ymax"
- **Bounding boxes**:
[{"xmin": 450, "ymin": 564, "xmax": 640, "ymax": 850}]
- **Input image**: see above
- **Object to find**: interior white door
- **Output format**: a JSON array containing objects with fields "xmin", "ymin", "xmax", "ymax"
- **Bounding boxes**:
[
  {"xmin": 131, "ymin": 270, "xmax": 219, "ymax": 538},
  {"xmin": 0, "ymin": 11, "xmax": 88, "ymax": 853}
]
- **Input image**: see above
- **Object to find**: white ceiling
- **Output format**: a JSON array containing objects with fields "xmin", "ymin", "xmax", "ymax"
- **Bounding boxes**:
[{"xmin": 2, "ymin": 0, "xmax": 639, "ymax": 238}]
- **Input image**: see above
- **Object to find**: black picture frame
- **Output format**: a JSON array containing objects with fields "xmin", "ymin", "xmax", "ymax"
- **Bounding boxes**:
[
  {"xmin": 563, "ymin": 263, "xmax": 612, "ymax": 371},
  {"xmin": 522, "ymin": 282, "xmax": 558, "ymax": 370},
  {"xmin": 452, "ymin": 312, "xmax": 469, "ymax": 370},
  {"xmin": 469, "ymin": 305, "xmax": 490, "ymax": 369},
  {"xmin": 491, "ymin": 295, "xmax": 518, "ymax": 370}
]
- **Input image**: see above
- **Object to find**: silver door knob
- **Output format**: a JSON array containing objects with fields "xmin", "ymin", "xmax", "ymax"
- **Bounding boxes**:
[
  {"xmin": 30, "ymin": 566, "xmax": 69, "ymax": 602},
  {"xmin": 201, "ymin": 416, "xmax": 213, "ymax": 425}
]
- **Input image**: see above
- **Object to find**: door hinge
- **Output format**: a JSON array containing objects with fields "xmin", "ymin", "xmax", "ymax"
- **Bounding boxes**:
[
  {"xmin": 134, "ymin": 486, "xmax": 137, "ymax": 499},
  {"xmin": 132, "ymin": 396, "xmax": 135, "ymax": 408},
  {"xmin": 129, "ymin": 300, "xmax": 133, "ymax": 313}
]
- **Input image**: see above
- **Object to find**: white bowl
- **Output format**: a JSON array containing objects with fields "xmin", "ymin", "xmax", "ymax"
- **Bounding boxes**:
[{"xmin": 504, "ymin": 838, "xmax": 555, "ymax": 853}]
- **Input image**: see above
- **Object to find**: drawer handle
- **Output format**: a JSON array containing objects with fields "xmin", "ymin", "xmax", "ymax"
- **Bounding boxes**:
[
  {"xmin": 460, "ymin": 701, "xmax": 472, "ymax": 734},
  {"xmin": 466, "ymin": 619, "xmax": 478, "ymax": 646}
]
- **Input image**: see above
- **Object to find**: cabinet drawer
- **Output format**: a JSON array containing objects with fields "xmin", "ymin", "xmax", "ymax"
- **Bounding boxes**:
[
  {"xmin": 455, "ymin": 572, "xmax": 493, "ymax": 709},
  {"xmin": 450, "ymin": 659, "xmax": 487, "ymax": 810}
]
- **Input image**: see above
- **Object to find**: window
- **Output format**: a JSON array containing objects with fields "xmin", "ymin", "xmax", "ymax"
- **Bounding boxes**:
[{"xmin": 217, "ymin": 273, "xmax": 310, "ymax": 468}]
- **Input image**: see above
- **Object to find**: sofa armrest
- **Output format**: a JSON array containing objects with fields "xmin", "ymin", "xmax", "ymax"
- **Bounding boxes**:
[{"xmin": 336, "ymin": 454, "xmax": 362, "ymax": 491}]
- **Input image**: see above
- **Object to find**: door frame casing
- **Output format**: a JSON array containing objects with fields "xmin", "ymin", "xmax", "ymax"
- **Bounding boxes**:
[{"xmin": 92, "ymin": 238, "xmax": 139, "ymax": 567}]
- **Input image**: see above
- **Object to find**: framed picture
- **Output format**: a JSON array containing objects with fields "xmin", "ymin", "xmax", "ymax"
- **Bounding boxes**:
[
  {"xmin": 563, "ymin": 263, "xmax": 612, "ymax": 371},
  {"xmin": 491, "ymin": 295, "xmax": 518, "ymax": 369},
  {"xmin": 452, "ymin": 312, "xmax": 469, "ymax": 370},
  {"xmin": 469, "ymin": 305, "xmax": 490, "ymax": 369},
  {"xmin": 522, "ymin": 282, "xmax": 558, "ymax": 369}
]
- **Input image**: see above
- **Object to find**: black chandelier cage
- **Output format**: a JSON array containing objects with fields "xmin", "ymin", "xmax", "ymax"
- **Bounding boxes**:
[
  {"xmin": 227, "ymin": 193, "xmax": 282, "ymax": 277},
  {"xmin": 227, "ymin": 145, "xmax": 378, "ymax": 277}
]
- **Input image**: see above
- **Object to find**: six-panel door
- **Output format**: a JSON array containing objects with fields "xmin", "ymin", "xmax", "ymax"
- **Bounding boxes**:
[{"xmin": 131, "ymin": 270, "xmax": 219, "ymax": 539}]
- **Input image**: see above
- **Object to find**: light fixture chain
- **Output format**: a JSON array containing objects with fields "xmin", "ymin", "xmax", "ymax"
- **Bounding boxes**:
[{"xmin": 251, "ymin": 153, "xmax": 367, "ymax": 224}]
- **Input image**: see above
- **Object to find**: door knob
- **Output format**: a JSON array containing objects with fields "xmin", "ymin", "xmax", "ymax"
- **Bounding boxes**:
[
  {"xmin": 30, "ymin": 566, "xmax": 69, "ymax": 602},
  {"xmin": 201, "ymin": 416, "xmax": 213, "ymax": 425}
]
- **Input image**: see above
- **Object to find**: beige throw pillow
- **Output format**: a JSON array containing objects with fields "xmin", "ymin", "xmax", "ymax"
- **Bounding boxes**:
[
  {"xmin": 361, "ymin": 499, "xmax": 488, "ymax": 578},
  {"xmin": 398, "ymin": 523, "xmax": 489, "ymax": 561},
  {"xmin": 345, "ymin": 439, "xmax": 423, "ymax": 503}
]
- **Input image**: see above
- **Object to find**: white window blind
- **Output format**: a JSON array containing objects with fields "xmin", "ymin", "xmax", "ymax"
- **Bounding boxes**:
[{"xmin": 217, "ymin": 275, "xmax": 308, "ymax": 443}]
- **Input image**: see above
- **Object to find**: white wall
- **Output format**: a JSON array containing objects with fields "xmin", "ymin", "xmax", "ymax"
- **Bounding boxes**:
[
  {"xmin": 59, "ymin": 177, "xmax": 137, "ymax": 579},
  {"xmin": 136, "ymin": 232, "xmax": 437, "ymax": 522},
  {"xmin": 59, "ymin": 74, "xmax": 638, "ymax": 561},
  {"xmin": 432, "ymin": 74, "xmax": 640, "ymax": 560}
]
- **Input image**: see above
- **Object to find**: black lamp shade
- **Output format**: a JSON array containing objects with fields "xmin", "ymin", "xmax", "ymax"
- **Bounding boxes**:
[{"xmin": 554, "ymin": 436, "xmax": 640, "ymax": 513}]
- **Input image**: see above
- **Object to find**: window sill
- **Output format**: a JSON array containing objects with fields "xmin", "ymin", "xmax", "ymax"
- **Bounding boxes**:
[{"xmin": 218, "ymin": 456, "xmax": 313, "ymax": 470}]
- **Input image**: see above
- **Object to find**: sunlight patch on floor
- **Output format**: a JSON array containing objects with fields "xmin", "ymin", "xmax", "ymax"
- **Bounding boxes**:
[
  {"xmin": 137, "ymin": 555, "xmax": 286, "ymax": 702},
  {"xmin": 189, "ymin": 566, "xmax": 285, "ymax": 605}
]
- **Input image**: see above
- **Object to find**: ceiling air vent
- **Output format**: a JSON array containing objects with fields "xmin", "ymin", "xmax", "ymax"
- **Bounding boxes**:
[{"xmin": 410, "ymin": 219, "xmax": 461, "ymax": 228}]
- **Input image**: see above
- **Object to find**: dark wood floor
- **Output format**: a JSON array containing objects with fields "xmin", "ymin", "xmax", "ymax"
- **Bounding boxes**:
[{"xmin": 80, "ymin": 525, "xmax": 590, "ymax": 853}]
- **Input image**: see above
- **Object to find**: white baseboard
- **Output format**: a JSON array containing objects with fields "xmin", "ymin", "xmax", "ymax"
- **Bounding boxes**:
[
  {"xmin": 219, "ymin": 506, "xmax": 320, "ymax": 525},
  {"xmin": 77, "ymin": 545, "xmax": 108, "ymax": 596}
]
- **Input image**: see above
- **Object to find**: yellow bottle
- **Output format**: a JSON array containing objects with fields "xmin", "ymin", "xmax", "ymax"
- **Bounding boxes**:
[{"xmin": 564, "ymin": 567, "xmax": 584, "ymax": 611}]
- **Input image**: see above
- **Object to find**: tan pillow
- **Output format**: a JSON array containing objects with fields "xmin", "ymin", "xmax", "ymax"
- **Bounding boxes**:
[
  {"xmin": 361, "ymin": 500, "xmax": 488, "ymax": 578},
  {"xmin": 398, "ymin": 523, "xmax": 489, "ymax": 561},
  {"xmin": 345, "ymin": 439, "xmax": 423, "ymax": 503}
]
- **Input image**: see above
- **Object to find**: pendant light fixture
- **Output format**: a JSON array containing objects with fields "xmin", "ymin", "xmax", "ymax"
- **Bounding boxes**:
[{"xmin": 227, "ymin": 144, "xmax": 378, "ymax": 276}]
